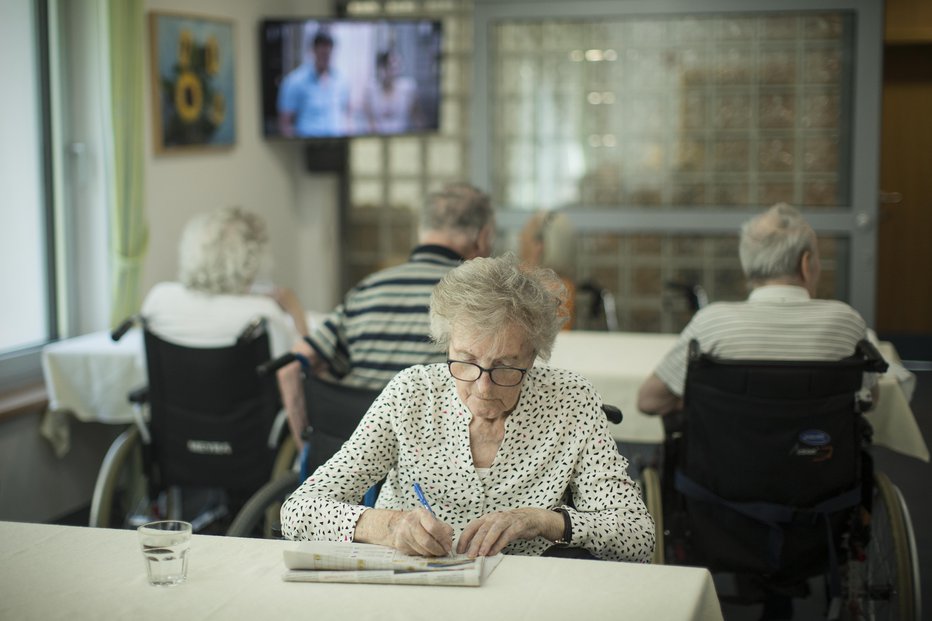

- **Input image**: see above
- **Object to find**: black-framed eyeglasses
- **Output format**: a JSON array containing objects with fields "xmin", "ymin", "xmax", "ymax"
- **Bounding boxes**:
[{"xmin": 446, "ymin": 360, "xmax": 528, "ymax": 387}]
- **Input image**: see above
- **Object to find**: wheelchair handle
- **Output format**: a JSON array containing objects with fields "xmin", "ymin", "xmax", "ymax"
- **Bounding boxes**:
[
  {"xmin": 111, "ymin": 317, "xmax": 136, "ymax": 342},
  {"xmin": 256, "ymin": 352, "xmax": 309, "ymax": 376},
  {"xmin": 857, "ymin": 339, "xmax": 889, "ymax": 374},
  {"xmin": 602, "ymin": 404, "xmax": 623, "ymax": 425}
]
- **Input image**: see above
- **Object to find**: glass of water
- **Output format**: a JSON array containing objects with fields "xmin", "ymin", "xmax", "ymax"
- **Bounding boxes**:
[{"xmin": 137, "ymin": 520, "xmax": 192, "ymax": 586}]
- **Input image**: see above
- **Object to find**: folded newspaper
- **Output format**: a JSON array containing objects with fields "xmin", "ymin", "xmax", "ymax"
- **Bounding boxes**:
[{"xmin": 282, "ymin": 541, "xmax": 503, "ymax": 586}]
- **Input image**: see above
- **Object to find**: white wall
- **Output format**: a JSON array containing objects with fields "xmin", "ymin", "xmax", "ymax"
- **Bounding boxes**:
[{"xmin": 142, "ymin": 0, "xmax": 341, "ymax": 315}]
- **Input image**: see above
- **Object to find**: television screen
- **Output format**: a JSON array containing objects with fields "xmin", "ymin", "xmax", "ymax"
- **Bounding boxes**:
[{"xmin": 260, "ymin": 18, "xmax": 443, "ymax": 140}]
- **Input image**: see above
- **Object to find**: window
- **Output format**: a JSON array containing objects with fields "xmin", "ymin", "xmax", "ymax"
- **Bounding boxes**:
[{"xmin": 0, "ymin": 0, "xmax": 55, "ymax": 390}]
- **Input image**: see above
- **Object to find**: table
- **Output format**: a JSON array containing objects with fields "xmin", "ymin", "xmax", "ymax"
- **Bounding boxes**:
[
  {"xmin": 548, "ymin": 331, "xmax": 929, "ymax": 462},
  {"xmin": 0, "ymin": 521, "xmax": 724, "ymax": 621},
  {"xmin": 39, "ymin": 329, "xmax": 147, "ymax": 456},
  {"xmin": 41, "ymin": 328, "xmax": 146, "ymax": 424}
]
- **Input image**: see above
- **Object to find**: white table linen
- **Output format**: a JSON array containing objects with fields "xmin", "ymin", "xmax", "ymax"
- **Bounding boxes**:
[
  {"xmin": 547, "ymin": 331, "xmax": 928, "ymax": 462},
  {"xmin": 41, "ymin": 328, "xmax": 146, "ymax": 424},
  {"xmin": 39, "ymin": 329, "xmax": 147, "ymax": 456},
  {"xmin": 0, "ymin": 521, "xmax": 723, "ymax": 621}
]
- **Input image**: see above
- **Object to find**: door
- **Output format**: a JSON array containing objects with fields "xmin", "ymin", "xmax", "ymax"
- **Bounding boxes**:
[{"xmin": 877, "ymin": 44, "xmax": 932, "ymax": 335}]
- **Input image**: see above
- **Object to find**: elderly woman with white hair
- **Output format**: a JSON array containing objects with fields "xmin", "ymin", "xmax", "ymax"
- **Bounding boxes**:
[
  {"xmin": 281, "ymin": 253, "xmax": 654, "ymax": 562},
  {"xmin": 141, "ymin": 206, "xmax": 308, "ymax": 355}
]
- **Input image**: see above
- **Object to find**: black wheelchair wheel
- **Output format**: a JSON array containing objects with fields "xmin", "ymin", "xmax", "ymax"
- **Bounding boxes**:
[{"xmin": 842, "ymin": 471, "xmax": 918, "ymax": 620}]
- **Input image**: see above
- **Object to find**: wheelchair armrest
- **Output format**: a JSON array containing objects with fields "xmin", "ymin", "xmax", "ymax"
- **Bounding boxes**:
[
  {"xmin": 257, "ymin": 352, "xmax": 309, "ymax": 376},
  {"xmin": 602, "ymin": 404, "xmax": 623, "ymax": 425},
  {"xmin": 857, "ymin": 339, "xmax": 889, "ymax": 374},
  {"xmin": 128, "ymin": 386, "xmax": 149, "ymax": 405}
]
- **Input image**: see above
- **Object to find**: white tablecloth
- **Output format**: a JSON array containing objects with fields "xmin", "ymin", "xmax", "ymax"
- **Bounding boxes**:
[
  {"xmin": 39, "ymin": 329, "xmax": 147, "ymax": 456},
  {"xmin": 0, "ymin": 521, "xmax": 723, "ymax": 621},
  {"xmin": 548, "ymin": 331, "xmax": 929, "ymax": 462},
  {"xmin": 41, "ymin": 329, "xmax": 146, "ymax": 424}
]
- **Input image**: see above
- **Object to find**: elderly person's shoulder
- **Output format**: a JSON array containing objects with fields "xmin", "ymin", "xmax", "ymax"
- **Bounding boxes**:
[
  {"xmin": 529, "ymin": 364, "xmax": 604, "ymax": 410},
  {"xmin": 381, "ymin": 363, "xmax": 449, "ymax": 393}
]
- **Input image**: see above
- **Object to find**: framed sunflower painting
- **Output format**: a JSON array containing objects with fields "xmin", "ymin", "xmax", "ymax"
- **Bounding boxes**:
[{"xmin": 149, "ymin": 12, "xmax": 235, "ymax": 153}]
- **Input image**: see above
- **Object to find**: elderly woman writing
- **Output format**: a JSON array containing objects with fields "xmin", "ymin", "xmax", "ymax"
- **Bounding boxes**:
[{"xmin": 281, "ymin": 254, "xmax": 654, "ymax": 561}]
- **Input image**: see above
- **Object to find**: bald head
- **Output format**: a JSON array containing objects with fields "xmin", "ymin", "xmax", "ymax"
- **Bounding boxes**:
[{"xmin": 739, "ymin": 203, "xmax": 820, "ymax": 290}]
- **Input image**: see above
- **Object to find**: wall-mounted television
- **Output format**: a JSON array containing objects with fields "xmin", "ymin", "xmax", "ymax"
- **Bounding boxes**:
[{"xmin": 260, "ymin": 18, "xmax": 443, "ymax": 140}]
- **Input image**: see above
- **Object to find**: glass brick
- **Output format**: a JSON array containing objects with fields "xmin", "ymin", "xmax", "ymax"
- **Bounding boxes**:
[
  {"xmin": 388, "ymin": 180, "xmax": 421, "ymax": 209},
  {"xmin": 758, "ymin": 138, "xmax": 796, "ymax": 173},
  {"xmin": 351, "ymin": 139, "xmax": 382, "ymax": 175},
  {"xmin": 426, "ymin": 139, "xmax": 462, "ymax": 176},
  {"xmin": 759, "ymin": 48, "xmax": 797, "ymax": 84},
  {"xmin": 758, "ymin": 92, "xmax": 796, "ymax": 129},
  {"xmin": 802, "ymin": 136, "xmax": 839, "ymax": 173},
  {"xmin": 351, "ymin": 180, "xmax": 382, "ymax": 207},
  {"xmin": 388, "ymin": 139, "xmax": 422, "ymax": 175}
]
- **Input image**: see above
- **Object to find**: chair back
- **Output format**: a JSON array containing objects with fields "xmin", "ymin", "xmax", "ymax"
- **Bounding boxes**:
[
  {"xmin": 670, "ymin": 339, "xmax": 886, "ymax": 580},
  {"xmin": 141, "ymin": 320, "xmax": 281, "ymax": 497},
  {"xmin": 301, "ymin": 374, "xmax": 382, "ymax": 475}
]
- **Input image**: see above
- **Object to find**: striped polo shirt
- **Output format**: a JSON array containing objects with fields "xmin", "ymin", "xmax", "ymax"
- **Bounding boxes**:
[
  {"xmin": 654, "ymin": 285, "xmax": 872, "ymax": 396},
  {"xmin": 306, "ymin": 245, "xmax": 463, "ymax": 389}
]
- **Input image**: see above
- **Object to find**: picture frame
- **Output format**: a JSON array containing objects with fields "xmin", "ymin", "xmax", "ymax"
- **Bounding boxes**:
[{"xmin": 149, "ymin": 11, "xmax": 236, "ymax": 153}]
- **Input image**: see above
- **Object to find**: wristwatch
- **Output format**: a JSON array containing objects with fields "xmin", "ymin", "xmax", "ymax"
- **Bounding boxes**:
[{"xmin": 552, "ymin": 507, "xmax": 572, "ymax": 546}]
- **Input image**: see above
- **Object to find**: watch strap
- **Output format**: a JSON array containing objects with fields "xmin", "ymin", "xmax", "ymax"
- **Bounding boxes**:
[{"xmin": 552, "ymin": 507, "xmax": 572, "ymax": 545}]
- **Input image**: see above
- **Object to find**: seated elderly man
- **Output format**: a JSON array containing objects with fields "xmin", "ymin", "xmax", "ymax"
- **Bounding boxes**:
[
  {"xmin": 638, "ymin": 202, "xmax": 881, "ymax": 417},
  {"xmin": 281, "ymin": 254, "xmax": 655, "ymax": 562}
]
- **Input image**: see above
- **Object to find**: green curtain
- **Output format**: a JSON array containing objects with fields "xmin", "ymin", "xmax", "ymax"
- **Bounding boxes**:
[{"xmin": 107, "ymin": 0, "xmax": 148, "ymax": 327}]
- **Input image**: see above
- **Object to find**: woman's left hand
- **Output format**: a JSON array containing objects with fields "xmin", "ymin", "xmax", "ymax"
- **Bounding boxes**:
[{"xmin": 457, "ymin": 508, "xmax": 562, "ymax": 557}]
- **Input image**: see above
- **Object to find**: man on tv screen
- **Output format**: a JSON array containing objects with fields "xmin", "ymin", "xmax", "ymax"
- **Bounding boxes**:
[{"xmin": 277, "ymin": 26, "xmax": 350, "ymax": 137}]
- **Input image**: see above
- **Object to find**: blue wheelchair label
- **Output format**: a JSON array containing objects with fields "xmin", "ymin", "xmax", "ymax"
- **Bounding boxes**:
[
  {"xmin": 799, "ymin": 430, "xmax": 831, "ymax": 446},
  {"xmin": 792, "ymin": 429, "xmax": 833, "ymax": 461}
]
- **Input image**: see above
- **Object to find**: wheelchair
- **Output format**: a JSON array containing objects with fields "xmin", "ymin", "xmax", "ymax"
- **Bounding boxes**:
[
  {"xmin": 88, "ymin": 316, "xmax": 286, "ymax": 533},
  {"xmin": 638, "ymin": 339, "xmax": 920, "ymax": 620},
  {"xmin": 226, "ymin": 353, "xmax": 383, "ymax": 538}
]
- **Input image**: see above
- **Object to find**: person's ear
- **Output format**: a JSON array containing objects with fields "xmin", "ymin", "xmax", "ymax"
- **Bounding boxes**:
[
  {"xmin": 475, "ymin": 224, "xmax": 494, "ymax": 259},
  {"xmin": 800, "ymin": 250, "xmax": 820, "ymax": 294}
]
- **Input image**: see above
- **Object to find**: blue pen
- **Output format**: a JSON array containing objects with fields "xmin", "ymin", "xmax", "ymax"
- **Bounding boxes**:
[
  {"xmin": 413, "ymin": 482, "xmax": 435, "ymax": 516},
  {"xmin": 414, "ymin": 482, "xmax": 454, "ymax": 557}
]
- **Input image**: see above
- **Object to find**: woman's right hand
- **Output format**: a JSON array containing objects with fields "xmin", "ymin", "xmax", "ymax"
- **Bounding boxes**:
[
  {"xmin": 355, "ymin": 507, "xmax": 453, "ymax": 557},
  {"xmin": 389, "ymin": 508, "xmax": 454, "ymax": 557}
]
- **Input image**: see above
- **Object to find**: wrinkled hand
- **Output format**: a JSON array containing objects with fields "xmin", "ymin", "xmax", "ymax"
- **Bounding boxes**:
[
  {"xmin": 457, "ymin": 508, "xmax": 555, "ymax": 557},
  {"xmin": 389, "ymin": 508, "xmax": 454, "ymax": 557}
]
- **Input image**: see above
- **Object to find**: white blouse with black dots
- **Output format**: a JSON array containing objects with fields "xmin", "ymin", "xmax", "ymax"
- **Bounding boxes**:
[{"xmin": 280, "ymin": 363, "xmax": 656, "ymax": 563}]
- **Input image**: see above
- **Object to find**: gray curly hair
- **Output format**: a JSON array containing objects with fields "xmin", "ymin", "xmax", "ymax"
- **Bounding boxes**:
[
  {"xmin": 178, "ymin": 206, "xmax": 269, "ymax": 294},
  {"xmin": 429, "ymin": 253, "xmax": 567, "ymax": 361},
  {"xmin": 739, "ymin": 203, "xmax": 817, "ymax": 285}
]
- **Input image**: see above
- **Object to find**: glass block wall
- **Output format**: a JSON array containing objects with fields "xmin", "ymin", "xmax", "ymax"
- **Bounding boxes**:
[
  {"xmin": 489, "ymin": 13, "xmax": 853, "ymax": 211},
  {"xmin": 490, "ymin": 11, "xmax": 854, "ymax": 332}
]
